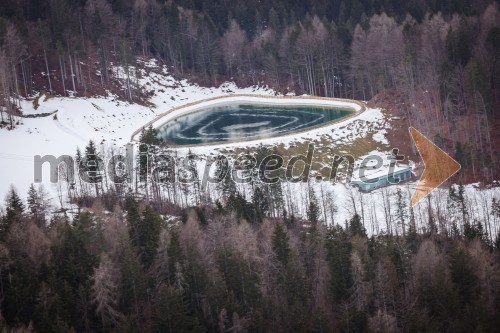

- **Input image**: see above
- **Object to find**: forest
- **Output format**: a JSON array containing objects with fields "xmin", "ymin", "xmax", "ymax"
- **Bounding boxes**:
[
  {"xmin": 0, "ymin": 178, "xmax": 500, "ymax": 332},
  {"xmin": 0, "ymin": 0, "xmax": 499, "ymax": 179},
  {"xmin": 0, "ymin": 133, "xmax": 499, "ymax": 332},
  {"xmin": 0, "ymin": 0, "xmax": 500, "ymax": 332}
]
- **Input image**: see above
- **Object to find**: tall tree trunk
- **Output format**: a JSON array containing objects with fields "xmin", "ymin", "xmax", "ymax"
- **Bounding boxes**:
[
  {"xmin": 20, "ymin": 59, "xmax": 28, "ymax": 97},
  {"xmin": 69, "ymin": 53, "xmax": 76, "ymax": 93},
  {"xmin": 44, "ymin": 48, "xmax": 52, "ymax": 93},
  {"xmin": 59, "ymin": 55, "xmax": 67, "ymax": 96}
]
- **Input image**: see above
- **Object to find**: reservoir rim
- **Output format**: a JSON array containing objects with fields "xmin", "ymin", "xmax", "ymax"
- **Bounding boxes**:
[{"xmin": 131, "ymin": 94, "xmax": 366, "ymax": 147}]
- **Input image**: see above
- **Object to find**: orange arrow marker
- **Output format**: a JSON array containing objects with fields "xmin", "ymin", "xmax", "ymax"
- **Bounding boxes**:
[{"xmin": 409, "ymin": 127, "xmax": 461, "ymax": 207}]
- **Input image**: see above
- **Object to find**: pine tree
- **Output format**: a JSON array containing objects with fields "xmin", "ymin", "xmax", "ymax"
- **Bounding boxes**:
[
  {"xmin": 137, "ymin": 125, "xmax": 162, "ymax": 199},
  {"xmin": 51, "ymin": 212, "xmax": 99, "ymax": 329},
  {"xmin": 492, "ymin": 198, "xmax": 500, "ymax": 218},
  {"xmin": 216, "ymin": 248, "xmax": 260, "ymax": 311},
  {"xmin": 1, "ymin": 186, "xmax": 24, "ymax": 236},
  {"xmin": 216, "ymin": 157, "xmax": 236, "ymax": 202},
  {"xmin": 137, "ymin": 206, "xmax": 162, "ymax": 268},
  {"xmin": 269, "ymin": 180, "xmax": 284, "ymax": 217},
  {"xmin": 117, "ymin": 241, "xmax": 148, "ymax": 330},
  {"xmin": 272, "ymin": 223, "xmax": 290, "ymax": 267},
  {"xmin": 127, "ymin": 197, "xmax": 162, "ymax": 269},
  {"xmin": 137, "ymin": 141, "xmax": 148, "ymax": 187},
  {"xmin": 450, "ymin": 247, "xmax": 479, "ymax": 305},
  {"xmin": 75, "ymin": 147, "xmax": 82, "ymax": 166},
  {"xmin": 27, "ymin": 183, "xmax": 43, "ymax": 227},
  {"xmin": 406, "ymin": 219, "xmax": 419, "ymax": 252},
  {"xmin": 84, "ymin": 140, "xmax": 102, "ymax": 196},
  {"xmin": 5, "ymin": 186, "xmax": 24, "ymax": 214},
  {"xmin": 75, "ymin": 147, "xmax": 84, "ymax": 194},
  {"xmin": 185, "ymin": 151, "xmax": 201, "ymax": 205},
  {"xmin": 307, "ymin": 188, "xmax": 320, "ymax": 226},
  {"xmin": 27, "ymin": 183, "xmax": 38, "ymax": 212},
  {"xmin": 153, "ymin": 284, "xmax": 201, "ymax": 332},
  {"xmin": 252, "ymin": 186, "xmax": 269, "ymax": 222},
  {"xmin": 2, "ymin": 251, "xmax": 39, "ymax": 327},
  {"xmin": 448, "ymin": 186, "xmax": 461, "ymax": 236},
  {"xmin": 395, "ymin": 188, "xmax": 408, "ymax": 236},
  {"xmin": 226, "ymin": 192, "xmax": 255, "ymax": 222},
  {"xmin": 464, "ymin": 220, "xmax": 486, "ymax": 241},
  {"xmin": 349, "ymin": 213, "xmax": 367, "ymax": 238},
  {"xmin": 139, "ymin": 125, "xmax": 161, "ymax": 146},
  {"xmin": 125, "ymin": 196, "xmax": 141, "ymax": 233},
  {"xmin": 457, "ymin": 185, "xmax": 468, "ymax": 224},
  {"xmin": 326, "ymin": 225, "xmax": 353, "ymax": 304},
  {"xmin": 494, "ymin": 230, "xmax": 500, "ymax": 251}
]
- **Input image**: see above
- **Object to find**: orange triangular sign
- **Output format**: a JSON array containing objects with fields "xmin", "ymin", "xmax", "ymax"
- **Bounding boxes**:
[{"xmin": 409, "ymin": 127, "xmax": 461, "ymax": 207}]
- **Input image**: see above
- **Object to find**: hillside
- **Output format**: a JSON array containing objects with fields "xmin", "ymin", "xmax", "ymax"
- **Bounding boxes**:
[
  {"xmin": 0, "ymin": 1, "xmax": 499, "ymax": 332},
  {"xmin": 0, "ymin": 59, "xmax": 497, "ymax": 236}
]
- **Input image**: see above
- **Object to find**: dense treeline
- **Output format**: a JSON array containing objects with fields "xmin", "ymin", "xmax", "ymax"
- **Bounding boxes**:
[
  {"xmin": 0, "ymin": 0, "xmax": 499, "ymax": 178},
  {"xmin": 1, "ymin": 135, "xmax": 499, "ymax": 331},
  {"xmin": 1, "ymin": 182, "xmax": 500, "ymax": 332},
  {"xmin": 1, "ymin": 1, "xmax": 500, "ymax": 331},
  {"xmin": 45, "ymin": 131, "xmax": 500, "ymax": 258}
]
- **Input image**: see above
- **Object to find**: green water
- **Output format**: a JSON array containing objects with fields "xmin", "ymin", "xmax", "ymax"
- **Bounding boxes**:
[{"xmin": 157, "ymin": 103, "xmax": 353, "ymax": 145}]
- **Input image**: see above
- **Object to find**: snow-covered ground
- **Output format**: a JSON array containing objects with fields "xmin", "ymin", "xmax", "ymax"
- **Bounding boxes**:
[
  {"xmin": 0, "ymin": 60, "xmax": 277, "ymax": 203},
  {"xmin": 0, "ymin": 59, "xmax": 376, "ymax": 203},
  {"xmin": 1, "ymin": 58, "xmax": 498, "ymax": 237}
]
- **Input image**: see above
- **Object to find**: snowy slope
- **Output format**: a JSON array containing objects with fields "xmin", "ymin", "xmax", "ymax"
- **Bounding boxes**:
[
  {"xmin": 0, "ymin": 59, "xmax": 277, "ymax": 203},
  {"xmin": 1, "ymin": 58, "xmax": 498, "ymax": 238}
]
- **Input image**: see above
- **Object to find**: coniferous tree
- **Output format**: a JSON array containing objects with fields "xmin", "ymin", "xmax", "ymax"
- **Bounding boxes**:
[
  {"xmin": 1, "ymin": 186, "xmax": 24, "ymax": 237},
  {"xmin": 125, "ymin": 195, "xmax": 141, "ymax": 231},
  {"xmin": 27, "ymin": 183, "xmax": 46, "ymax": 227},
  {"xmin": 326, "ymin": 225, "xmax": 353, "ymax": 304},
  {"xmin": 84, "ymin": 140, "xmax": 102, "ymax": 196},
  {"xmin": 252, "ymin": 186, "xmax": 269, "ymax": 222},
  {"xmin": 307, "ymin": 188, "xmax": 320, "ymax": 227},
  {"xmin": 457, "ymin": 185, "xmax": 469, "ymax": 224},
  {"xmin": 51, "ymin": 212, "xmax": 99, "ymax": 331},
  {"xmin": 349, "ymin": 213, "xmax": 367, "ymax": 238},
  {"xmin": 395, "ymin": 188, "xmax": 407, "ymax": 236},
  {"xmin": 226, "ymin": 191, "xmax": 256, "ymax": 222},
  {"xmin": 272, "ymin": 223, "xmax": 290, "ymax": 267},
  {"xmin": 494, "ymin": 230, "xmax": 500, "ymax": 251},
  {"xmin": 139, "ymin": 125, "xmax": 161, "ymax": 146},
  {"xmin": 126, "ymin": 197, "xmax": 162, "ymax": 269},
  {"xmin": 136, "ymin": 205, "xmax": 162, "ymax": 269},
  {"xmin": 118, "ymin": 241, "xmax": 148, "ymax": 329},
  {"xmin": 216, "ymin": 157, "xmax": 236, "ymax": 202},
  {"xmin": 450, "ymin": 247, "xmax": 479, "ymax": 306},
  {"xmin": 2, "ymin": 251, "xmax": 39, "ymax": 327},
  {"xmin": 153, "ymin": 284, "xmax": 201, "ymax": 332},
  {"xmin": 75, "ymin": 147, "xmax": 84, "ymax": 192}
]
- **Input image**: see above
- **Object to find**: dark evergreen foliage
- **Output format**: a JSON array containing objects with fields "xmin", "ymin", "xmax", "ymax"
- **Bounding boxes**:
[
  {"xmin": 272, "ymin": 223, "xmax": 290, "ymax": 266},
  {"xmin": 0, "ymin": 1, "xmax": 499, "ymax": 331},
  {"xmin": 349, "ymin": 213, "xmax": 367, "ymax": 238},
  {"xmin": 0, "ymin": 191, "xmax": 498, "ymax": 331}
]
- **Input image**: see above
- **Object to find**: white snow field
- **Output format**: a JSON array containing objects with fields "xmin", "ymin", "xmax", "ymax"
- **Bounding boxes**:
[
  {"xmin": 0, "ymin": 58, "xmax": 373, "ymax": 202},
  {"xmin": 0, "ymin": 59, "xmax": 276, "ymax": 203},
  {"xmin": 0, "ymin": 58, "xmax": 498, "ymax": 237}
]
